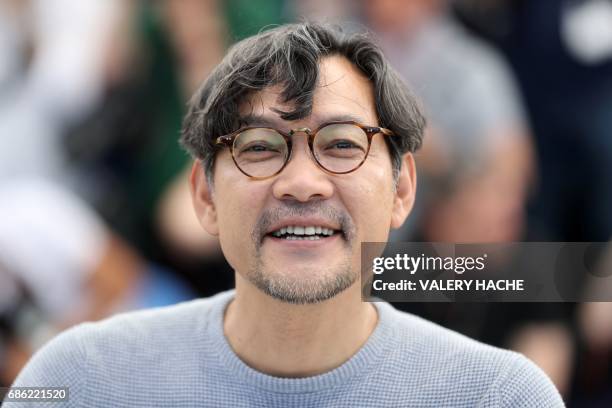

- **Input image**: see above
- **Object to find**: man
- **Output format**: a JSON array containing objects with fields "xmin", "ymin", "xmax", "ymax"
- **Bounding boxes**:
[{"xmin": 6, "ymin": 23, "xmax": 564, "ymax": 407}]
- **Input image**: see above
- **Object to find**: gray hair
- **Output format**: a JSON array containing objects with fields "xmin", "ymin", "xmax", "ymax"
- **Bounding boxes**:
[{"xmin": 180, "ymin": 22, "xmax": 425, "ymax": 184}]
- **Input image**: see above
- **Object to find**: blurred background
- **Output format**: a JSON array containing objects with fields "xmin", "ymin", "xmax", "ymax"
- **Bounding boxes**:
[{"xmin": 0, "ymin": 0, "xmax": 610, "ymax": 405}]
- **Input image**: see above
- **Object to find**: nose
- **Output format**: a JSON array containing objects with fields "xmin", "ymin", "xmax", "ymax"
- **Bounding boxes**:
[{"xmin": 271, "ymin": 134, "xmax": 334, "ymax": 202}]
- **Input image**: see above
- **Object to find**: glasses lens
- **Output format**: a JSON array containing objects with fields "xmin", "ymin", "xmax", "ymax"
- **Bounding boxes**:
[
  {"xmin": 313, "ymin": 124, "xmax": 369, "ymax": 173},
  {"xmin": 233, "ymin": 128, "xmax": 288, "ymax": 177}
]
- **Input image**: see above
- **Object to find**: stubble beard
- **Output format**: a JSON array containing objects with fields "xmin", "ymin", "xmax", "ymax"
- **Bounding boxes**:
[{"xmin": 247, "ymin": 255, "xmax": 356, "ymax": 304}]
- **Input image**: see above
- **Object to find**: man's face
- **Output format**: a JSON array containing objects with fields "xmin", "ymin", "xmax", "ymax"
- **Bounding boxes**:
[{"xmin": 201, "ymin": 56, "xmax": 409, "ymax": 303}]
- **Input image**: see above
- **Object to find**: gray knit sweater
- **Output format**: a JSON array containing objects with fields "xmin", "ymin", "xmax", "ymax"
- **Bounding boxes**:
[{"xmin": 6, "ymin": 290, "xmax": 564, "ymax": 407}]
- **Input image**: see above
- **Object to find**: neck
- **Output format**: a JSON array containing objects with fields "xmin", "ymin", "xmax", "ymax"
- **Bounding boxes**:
[{"xmin": 223, "ymin": 274, "xmax": 378, "ymax": 377}]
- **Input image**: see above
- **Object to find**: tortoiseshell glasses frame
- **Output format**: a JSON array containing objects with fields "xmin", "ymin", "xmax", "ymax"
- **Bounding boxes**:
[{"xmin": 214, "ymin": 120, "xmax": 395, "ymax": 180}]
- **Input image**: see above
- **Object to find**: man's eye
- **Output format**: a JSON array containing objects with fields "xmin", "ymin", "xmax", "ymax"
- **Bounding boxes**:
[
  {"xmin": 327, "ymin": 140, "xmax": 359, "ymax": 150},
  {"xmin": 242, "ymin": 143, "xmax": 277, "ymax": 153}
]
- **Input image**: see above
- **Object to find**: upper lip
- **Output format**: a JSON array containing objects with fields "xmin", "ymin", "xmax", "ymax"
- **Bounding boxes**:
[{"xmin": 265, "ymin": 217, "xmax": 341, "ymax": 235}]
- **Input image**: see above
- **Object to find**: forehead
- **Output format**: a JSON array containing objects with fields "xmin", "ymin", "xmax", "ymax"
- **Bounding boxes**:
[{"xmin": 240, "ymin": 55, "xmax": 378, "ymax": 125}]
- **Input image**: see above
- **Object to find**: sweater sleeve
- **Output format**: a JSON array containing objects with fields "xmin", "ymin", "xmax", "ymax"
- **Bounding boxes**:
[
  {"xmin": 496, "ymin": 354, "xmax": 565, "ymax": 408},
  {"xmin": 2, "ymin": 323, "xmax": 91, "ymax": 407}
]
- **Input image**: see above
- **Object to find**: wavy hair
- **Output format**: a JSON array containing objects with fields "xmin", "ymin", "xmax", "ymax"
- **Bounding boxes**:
[{"xmin": 180, "ymin": 22, "xmax": 425, "ymax": 183}]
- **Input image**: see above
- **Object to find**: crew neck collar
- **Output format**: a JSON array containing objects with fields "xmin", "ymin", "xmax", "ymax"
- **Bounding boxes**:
[{"xmin": 204, "ymin": 290, "xmax": 396, "ymax": 394}]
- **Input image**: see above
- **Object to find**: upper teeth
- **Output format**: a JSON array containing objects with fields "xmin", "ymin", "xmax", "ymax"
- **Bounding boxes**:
[{"xmin": 272, "ymin": 225, "xmax": 335, "ymax": 237}]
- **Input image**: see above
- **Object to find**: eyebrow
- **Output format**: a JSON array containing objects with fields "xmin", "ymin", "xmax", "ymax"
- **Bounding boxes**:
[{"xmin": 237, "ymin": 113, "xmax": 370, "ymax": 129}]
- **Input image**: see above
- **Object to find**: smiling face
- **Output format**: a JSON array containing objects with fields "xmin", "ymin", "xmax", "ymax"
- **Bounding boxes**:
[{"xmin": 191, "ymin": 55, "xmax": 415, "ymax": 304}]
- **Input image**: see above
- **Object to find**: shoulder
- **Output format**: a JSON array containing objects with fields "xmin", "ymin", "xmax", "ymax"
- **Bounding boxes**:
[
  {"xmin": 80, "ymin": 293, "xmax": 220, "ymax": 342},
  {"xmin": 379, "ymin": 302, "xmax": 519, "ymax": 375},
  {"xmin": 8, "ymin": 292, "xmax": 232, "ymax": 404},
  {"xmin": 77, "ymin": 291, "xmax": 233, "ymax": 355},
  {"xmin": 6, "ymin": 323, "xmax": 89, "ymax": 407},
  {"xmin": 376, "ymin": 303, "xmax": 565, "ymax": 407},
  {"xmin": 61, "ymin": 292, "xmax": 224, "ymax": 356}
]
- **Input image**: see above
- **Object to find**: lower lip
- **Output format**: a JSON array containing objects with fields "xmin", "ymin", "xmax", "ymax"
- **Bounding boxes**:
[{"xmin": 264, "ymin": 233, "xmax": 342, "ymax": 248}]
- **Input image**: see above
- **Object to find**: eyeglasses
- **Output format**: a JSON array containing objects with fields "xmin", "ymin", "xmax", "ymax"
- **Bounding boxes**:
[{"xmin": 215, "ymin": 121, "xmax": 395, "ymax": 179}]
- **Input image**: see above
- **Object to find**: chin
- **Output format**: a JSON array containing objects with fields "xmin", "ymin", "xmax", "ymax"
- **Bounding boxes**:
[{"xmin": 248, "ymin": 265, "xmax": 357, "ymax": 304}]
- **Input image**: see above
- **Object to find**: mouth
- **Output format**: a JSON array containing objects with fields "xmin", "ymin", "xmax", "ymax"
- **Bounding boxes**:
[{"xmin": 266, "ymin": 225, "xmax": 343, "ymax": 241}]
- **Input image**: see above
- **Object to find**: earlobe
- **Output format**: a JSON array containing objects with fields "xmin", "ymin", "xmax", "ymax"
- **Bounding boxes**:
[
  {"xmin": 391, "ymin": 153, "xmax": 417, "ymax": 229},
  {"xmin": 189, "ymin": 161, "xmax": 219, "ymax": 236}
]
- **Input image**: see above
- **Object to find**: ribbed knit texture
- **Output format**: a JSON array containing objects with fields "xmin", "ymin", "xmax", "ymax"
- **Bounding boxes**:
[{"xmin": 6, "ymin": 290, "xmax": 564, "ymax": 407}]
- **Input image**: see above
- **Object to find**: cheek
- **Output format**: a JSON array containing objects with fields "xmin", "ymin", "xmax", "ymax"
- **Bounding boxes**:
[
  {"xmin": 340, "ymin": 166, "xmax": 395, "ymax": 242},
  {"xmin": 213, "ymin": 157, "xmax": 267, "ymax": 269},
  {"xmin": 214, "ymin": 195, "xmax": 247, "ymax": 271}
]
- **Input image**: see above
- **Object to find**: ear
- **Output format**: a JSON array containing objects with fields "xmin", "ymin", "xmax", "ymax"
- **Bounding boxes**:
[
  {"xmin": 390, "ymin": 153, "xmax": 417, "ymax": 229},
  {"xmin": 189, "ymin": 160, "xmax": 219, "ymax": 236}
]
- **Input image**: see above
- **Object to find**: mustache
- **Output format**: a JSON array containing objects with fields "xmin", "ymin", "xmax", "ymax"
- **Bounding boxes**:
[{"xmin": 252, "ymin": 201, "xmax": 355, "ymax": 244}]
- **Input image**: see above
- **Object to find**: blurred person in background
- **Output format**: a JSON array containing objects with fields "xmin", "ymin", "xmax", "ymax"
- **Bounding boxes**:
[
  {"xmin": 64, "ymin": 0, "xmax": 237, "ymax": 297},
  {"xmin": 0, "ymin": 0, "xmax": 124, "ymax": 183},
  {"xmin": 0, "ymin": 0, "xmax": 199, "ymax": 385},
  {"xmin": 0, "ymin": 179, "xmax": 193, "ymax": 387},
  {"xmin": 454, "ymin": 0, "xmax": 612, "ymax": 243},
  {"xmin": 578, "ymin": 243, "xmax": 612, "ymax": 406},
  {"xmin": 0, "ymin": 0, "xmax": 141, "ymax": 386},
  {"xmin": 363, "ymin": 0, "xmax": 533, "ymax": 245},
  {"xmin": 454, "ymin": 1, "xmax": 612, "ymax": 405},
  {"xmin": 361, "ymin": 0, "xmax": 574, "ymax": 396}
]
